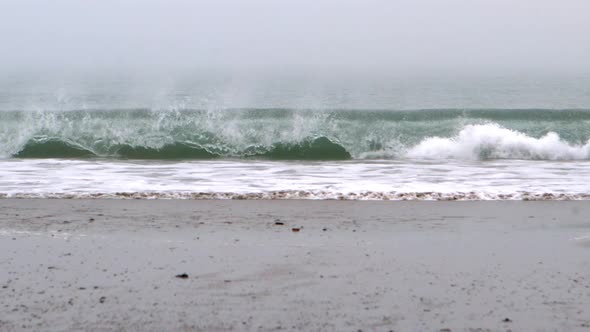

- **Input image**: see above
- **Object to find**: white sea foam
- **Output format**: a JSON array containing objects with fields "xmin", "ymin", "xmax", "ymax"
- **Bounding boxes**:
[
  {"xmin": 1, "ymin": 159, "xmax": 590, "ymax": 200},
  {"xmin": 406, "ymin": 124, "xmax": 590, "ymax": 160},
  {"xmin": 2, "ymin": 191, "xmax": 587, "ymax": 201}
]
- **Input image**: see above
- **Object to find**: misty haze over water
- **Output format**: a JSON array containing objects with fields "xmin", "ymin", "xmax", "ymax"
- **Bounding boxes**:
[{"xmin": 1, "ymin": 0, "xmax": 589, "ymax": 72}]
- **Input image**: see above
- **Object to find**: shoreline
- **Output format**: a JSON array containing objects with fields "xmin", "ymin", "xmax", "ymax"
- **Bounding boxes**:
[
  {"xmin": 2, "ymin": 190, "xmax": 590, "ymax": 200},
  {"xmin": 1, "ymin": 200, "xmax": 589, "ymax": 331}
]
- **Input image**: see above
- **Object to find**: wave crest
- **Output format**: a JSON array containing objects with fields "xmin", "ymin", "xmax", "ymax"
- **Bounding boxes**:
[{"xmin": 4, "ymin": 109, "xmax": 590, "ymax": 160}]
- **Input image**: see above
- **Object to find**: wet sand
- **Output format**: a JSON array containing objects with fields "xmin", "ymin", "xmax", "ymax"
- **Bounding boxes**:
[{"xmin": 0, "ymin": 200, "xmax": 589, "ymax": 331}]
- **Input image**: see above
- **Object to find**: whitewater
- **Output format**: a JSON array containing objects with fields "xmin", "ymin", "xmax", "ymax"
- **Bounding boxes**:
[
  {"xmin": 2, "ymin": 72, "xmax": 590, "ymax": 199},
  {"xmin": 3, "ymin": 108, "xmax": 590, "ymax": 200},
  {"xmin": 4, "ymin": 108, "xmax": 590, "ymax": 160}
]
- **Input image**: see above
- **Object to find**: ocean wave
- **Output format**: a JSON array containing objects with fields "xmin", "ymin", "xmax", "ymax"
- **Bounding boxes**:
[
  {"xmin": 15, "ymin": 139, "xmax": 96, "ymax": 158},
  {"xmin": 3, "ymin": 108, "xmax": 590, "ymax": 160},
  {"xmin": 13, "ymin": 137, "xmax": 351, "ymax": 160},
  {"xmin": 405, "ymin": 124, "xmax": 590, "ymax": 160}
]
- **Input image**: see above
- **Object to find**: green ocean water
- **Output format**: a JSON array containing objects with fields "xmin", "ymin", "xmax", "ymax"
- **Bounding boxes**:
[
  {"xmin": 2, "ymin": 72, "xmax": 590, "ymax": 199},
  {"xmin": 2, "ymin": 71, "xmax": 590, "ymax": 161},
  {"xmin": 2, "ymin": 108, "xmax": 590, "ymax": 160}
]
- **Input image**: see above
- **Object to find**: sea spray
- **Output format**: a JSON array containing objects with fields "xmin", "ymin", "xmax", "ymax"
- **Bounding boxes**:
[
  {"xmin": 406, "ymin": 124, "xmax": 590, "ymax": 160},
  {"xmin": 3, "ymin": 108, "xmax": 590, "ymax": 160}
]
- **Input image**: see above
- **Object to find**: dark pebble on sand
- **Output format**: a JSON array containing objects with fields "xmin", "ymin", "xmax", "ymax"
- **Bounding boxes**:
[
  {"xmin": 175, "ymin": 273, "xmax": 189, "ymax": 279},
  {"xmin": 99, "ymin": 296, "xmax": 106, "ymax": 303},
  {"xmin": 274, "ymin": 222, "xmax": 285, "ymax": 226},
  {"xmin": 89, "ymin": 218, "xmax": 95, "ymax": 222},
  {"xmin": 502, "ymin": 318, "xmax": 512, "ymax": 323},
  {"xmin": 322, "ymin": 228, "xmax": 327, "ymax": 231},
  {"xmin": 291, "ymin": 228, "xmax": 300, "ymax": 232}
]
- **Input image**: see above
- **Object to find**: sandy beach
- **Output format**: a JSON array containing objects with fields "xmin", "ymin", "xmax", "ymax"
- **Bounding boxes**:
[{"xmin": 0, "ymin": 200, "xmax": 589, "ymax": 331}]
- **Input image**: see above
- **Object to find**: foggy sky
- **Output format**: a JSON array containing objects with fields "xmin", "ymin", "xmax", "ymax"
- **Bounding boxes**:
[{"xmin": 1, "ymin": 0, "xmax": 589, "ymax": 71}]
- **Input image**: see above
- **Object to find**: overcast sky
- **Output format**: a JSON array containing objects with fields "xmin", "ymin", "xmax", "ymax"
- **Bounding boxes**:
[{"xmin": 1, "ymin": 0, "xmax": 589, "ymax": 71}]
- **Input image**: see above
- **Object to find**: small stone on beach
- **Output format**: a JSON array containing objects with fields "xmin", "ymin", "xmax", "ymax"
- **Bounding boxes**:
[
  {"xmin": 291, "ymin": 228, "xmax": 300, "ymax": 232},
  {"xmin": 175, "ymin": 273, "xmax": 189, "ymax": 279}
]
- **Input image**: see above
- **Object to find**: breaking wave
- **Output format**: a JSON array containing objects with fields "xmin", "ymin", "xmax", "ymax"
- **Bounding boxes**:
[
  {"xmin": 3, "ymin": 108, "xmax": 590, "ymax": 160},
  {"xmin": 406, "ymin": 124, "xmax": 590, "ymax": 160}
]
